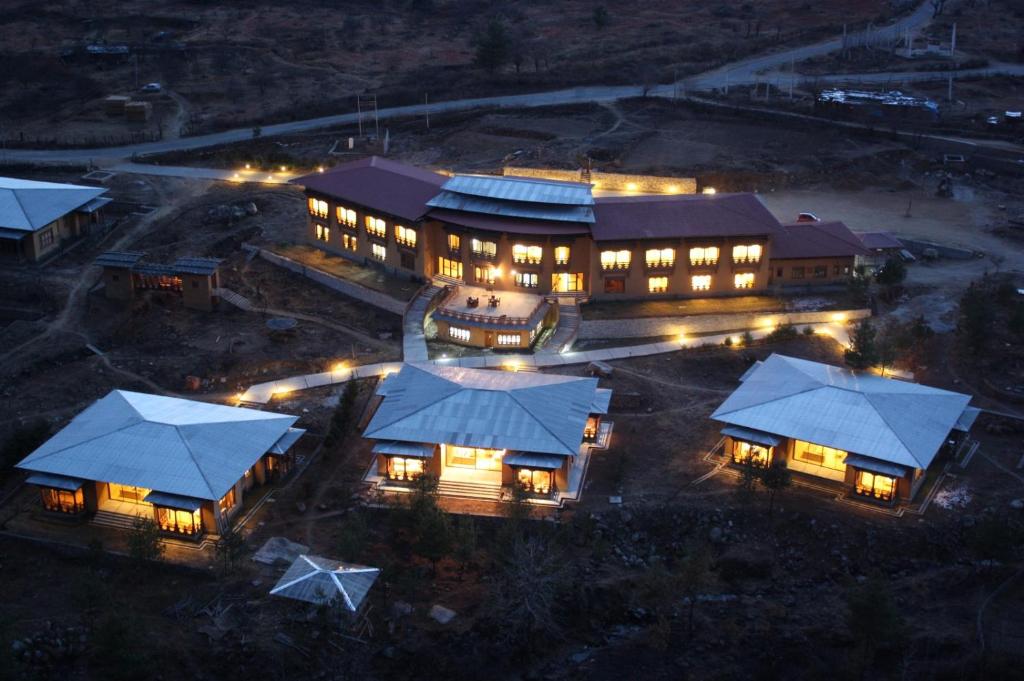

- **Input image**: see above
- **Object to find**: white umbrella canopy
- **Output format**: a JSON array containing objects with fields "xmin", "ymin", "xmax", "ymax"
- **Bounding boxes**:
[{"xmin": 270, "ymin": 555, "xmax": 380, "ymax": 611}]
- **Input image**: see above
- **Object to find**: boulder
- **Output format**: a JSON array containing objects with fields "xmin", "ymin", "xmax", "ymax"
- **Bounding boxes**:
[{"xmin": 429, "ymin": 604, "xmax": 457, "ymax": 625}]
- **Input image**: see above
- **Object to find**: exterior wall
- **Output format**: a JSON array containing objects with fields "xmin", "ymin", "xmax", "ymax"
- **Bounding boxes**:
[
  {"xmin": 200, "ymin": 501, "xmax": 217, "ymax": 535},
  {"xmin": 102, "ymin": 268, "xmax": 135, "ymax": 301},
  {"xmin": 504, "ymin": 166, "xmax": 698, "ymax": 195},
  {"xmin": 305, "ymin": 191, "xmax": 425, "ymax": 281},
  {"xmin": 434, "ymin": 319, "xmax": 531, "ymax": 350},
  {"xmin": 769, "ymin": 257, "xmax": 855, "ymax": 287},
  {"xmin": 181, "ymin": 273, "xmax": 215, "ymax": 311},
  {"xmin": 589, "ymin": 236, "xmax": 773, "ymax": 301}
]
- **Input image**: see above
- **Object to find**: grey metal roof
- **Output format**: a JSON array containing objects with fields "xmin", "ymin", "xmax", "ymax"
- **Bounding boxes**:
[
  {"xmin": 365, "ymin": 364, "xmax": 605, "ymax": 456},
  {"xmin": 426, "ymin": 191, "xmax": 595, "ymax": 223},
  {"xmin": 371, "ymin": 441, "xmax": 436, "ymax": 458},
  {"xmin": 843, "ymin": 453, "xmax": 909, "ymax": 478},
  {"xmin": 16, "ymin": 390, "xmax": 299, "ymax": 500},
  {"xmin": 953, "ymin": 406, "xmax": 980, "ymax": 432},
  {"xmin": 720, "ymin": 425, "xmax": 782, "ymax": 447},
  {"xmin": 79, "ymin": 196, "xmax": 112, "ymax": 213},
  {"xmin": 133, "ymin": 263, "xmax": 178, "ymax": 276},
  {"xmin": 0, "ymin": 176, "xmax": 108, "ymax": 232},
  {"xmin": 270, "ymin": 555, "xmax": 380, "ymax": 611},
  {"xmin": 269, "ymin": 428, "xmax": 306, "ymax": 455},
  {"xmin": 591, "ymin": 388, "xmax": 612, "ymax": 415},
  {"xmin": 172, "ymin": 256, "xmax": 222, "ymax": 276},
  {"xmin": 503, "ymin": 452, "xmax": 565, "ymax": 469},
  {"xmin": 711, "ymin": 354, "xmax": 973, "ymax": 469},
  {"xmin": 94, "ymin": 251, "xmax": 145, "ymax": 269},
  {"xmin": 25, "ymin": 472, "xmax": 84, "ymax": 491},
  {"xmin": 440, "ymin": 174, "xmax": 594, "ymax": 206},
  {"xmin": 0, "ymin": 227, "xmax": 26, "ymax": 240},
  {"xmin": 143, "ymin": 490, "xmax": 203, "ymax": 511}
]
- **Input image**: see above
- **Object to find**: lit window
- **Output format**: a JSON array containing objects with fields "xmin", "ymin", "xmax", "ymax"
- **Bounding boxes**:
[
  {"xmin": 447, "ymin": 233, "xmax": 461, "ymax": 252},
  {"xmin": 648, "ymin": 276, "xmax": 668, "ymax": 293},
  {"xmin": 554, "ymin": 245, "xmax": 571, "ymax": 265},
  {"xmin": 516, "ymin": 468, "xmax": 552, "ymax": 494},
  {"xmin": 734, "ymin": 272, "xmax": 755, "ymax": 289},
  {"xmin": 308, "ymin": 197, "xmax": 328, "ymax": 218},
  {"xmin": 552, "ymin": 272, "xmax": 584, "ymax": 292},
  {"xmin": 446, "ymin": 445, "xmax": 504, "ymax": 471},
  {"xmin": 691, "ymin": 275, "xmax": 712, "ymax": 291},
  {"xmin": 731, "ymin": 440, "xmax": 773, "ymax": 467},
  {"xmin": 387, "ymin": 456, "xmax": 425, "ymax": 481},
  {"xmin": 449, "ymin": 326, "xmax": 471, "ymax": 342},
  {"xmin": 497, "ymin": 333, "xmax": 520, "ymax": 346},
  {"xmin": 395, "ymin": 225, "xmax": 417, "ymax": 247},
  {"xmin": 364, "ymin": 215, "xmax": 386, "ymax": 238},
  {"xmin": 474, "ymin": 265, "xmax": 495, "ymax": 285},
  {"xmin": 732, "ymin": 243, "xmax": 762, "ymax": 263},
  {"xmin": 218, "ymin": 488, "xmax": 237, "ymax": 516},
  {"xmin": 793, "ymin": 441, "xmax": 847, "ymax": 472},
  {"xmin": 689, "ymin": 246, "xmax": 719, "ymax": 266},
  {"xmin": 645, "ymin": 247, "xmax": 676, "ymax": 268},
  {"xmin": 343, "ymin": 233, "xmax": 357, "ymax": 252},
  {"xmin": 513, "ymin": 244, "xmax": 542, "ymax": 264},
  {"xmin": 438, "ymin": 257, "xmax": 462, "ymax": 279},
  {"xmin": 336, "ymin": 206, "xmax": 357, "ymax": 227},
  {"xmin": 471, "ymin": 238, "xmax": 497, "ymax": 258},
  {"xmin": 371, "ymin": 243, "xmax": 386, "ymax": 261},
  {"xmin": 314, "ymin": 223, "xmax": 329, "ymax": 242},
  {"xmin": 600, "ymin": 249, "xmax": 631, "ymax": 270},
  {"xmin": 855, "ymin": 470, "xmax": 896, "ymax": 502},
  {"xmin": 514, "ymin": 271, "xmax": 538, "ymax": 288}
]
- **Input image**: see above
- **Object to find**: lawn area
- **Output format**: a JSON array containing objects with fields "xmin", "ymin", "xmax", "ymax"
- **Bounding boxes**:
[
  {"xmin": 270, "ymin": 244, "xmax": 422, "ymax": 303},
  {"xmin": 580, "ymin": 292, "xmax": 850, "ymax": 320}
]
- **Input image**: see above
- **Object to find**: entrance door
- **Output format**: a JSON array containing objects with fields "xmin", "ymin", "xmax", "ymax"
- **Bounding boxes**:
[{"xmin": 485, "ymin": 331, "xmax": 494, "ymax": 347}]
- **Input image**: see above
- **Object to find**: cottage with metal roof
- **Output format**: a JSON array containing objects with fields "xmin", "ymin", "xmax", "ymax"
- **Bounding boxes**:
[
  {"xmin": 768, "ymin": 220, "xmax": 870, "ymax": 287},
  {"xmin": 711, "ymin": 354, "xmax": 978, "ymax": 504},
  {"xmin": 95, "ymin": 251, "xmax": 223, "ymax": 311},
  {"xmin": 362, "ymin": 364, "xmax": 611, "ymax": 504},
  {"xmin": 16, "ymin": 390, "xmax": 304, "ymax": 538},
  {"xmin": 0, "ymin": 176, "xmax": 110, "ymax": 262}
]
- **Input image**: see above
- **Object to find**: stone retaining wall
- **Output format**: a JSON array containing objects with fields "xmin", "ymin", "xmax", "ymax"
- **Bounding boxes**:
[
  {"xmin": 503, "ymin": 166, "xmax": 697, "ymax": 194},
  {"xmin": 255, "ymin": 248, "xmax": 406, "ymax": 316},
  {"xmin": 578, "ymin": 308, "xmax": 871, "ymax": 340}
]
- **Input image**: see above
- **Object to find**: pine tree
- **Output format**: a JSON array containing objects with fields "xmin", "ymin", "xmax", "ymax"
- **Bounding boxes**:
[
  {"xmin": 844, "ymin": 319, "xmax": 878, "ymax": 370},
  {"xmin": 474, "ymin": 19, "xmax": 511, "ymax": 73}
]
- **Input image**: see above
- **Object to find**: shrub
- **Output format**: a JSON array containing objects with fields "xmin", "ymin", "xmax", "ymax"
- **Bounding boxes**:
[
  {"xmin": 1, "ymin": 421, "xmax": 51, "ymax": 475},
  {"xmin": 127, "ymin": 517, "xmax": 165, "ymax": 564}
]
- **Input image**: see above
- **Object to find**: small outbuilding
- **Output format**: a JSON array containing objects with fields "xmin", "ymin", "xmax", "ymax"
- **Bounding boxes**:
[
  {"xmin": 0, "ymin": 177, "xmax": 110, "ymax": 262},
  {"xmin": 270, "ymin": 555, "xmax": 380, "ymax": 611}
]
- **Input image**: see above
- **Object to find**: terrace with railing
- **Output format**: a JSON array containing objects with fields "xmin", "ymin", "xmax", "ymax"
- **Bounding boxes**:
[{"xmin": 432, "ymin": 284, "xmax": 549, "ymax": 328}]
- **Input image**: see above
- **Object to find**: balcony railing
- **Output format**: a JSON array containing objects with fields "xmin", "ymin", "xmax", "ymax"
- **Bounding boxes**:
[{"xmin": 434, "ymin": 286, "xmax": 543, "ymax": 326}]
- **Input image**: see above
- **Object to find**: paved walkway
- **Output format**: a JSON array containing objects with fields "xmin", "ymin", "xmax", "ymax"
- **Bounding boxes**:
[
  {"xmin": 538, "ymin": 302, "xmax": 581, "ymax": 355},
  {"xmin": 239, "ymin": 322, "xmax": 851, "ymax": 405},
  {"xmin": 403, "ymin": 284, "xmax": 444, "ymax": 362},
  {"xmin": 110, "ymin": 162, "xmax": 301, "ymax": 184}
]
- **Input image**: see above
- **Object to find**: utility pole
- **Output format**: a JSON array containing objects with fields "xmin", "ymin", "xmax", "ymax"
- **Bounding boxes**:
[
  {"xmin": 424, "ymin": 93, "xmax": 430, "ymax": 129},
  {"xmin": 947, "ymin": 73, "xmax": 953, "ymax": 103},
  {"xmin": 357, "ymin": 96, "xmax": 362, "ymax": 137},
  {"xmin": 950, "ymin": 22, "xmax": 956, "ymax": 59}
]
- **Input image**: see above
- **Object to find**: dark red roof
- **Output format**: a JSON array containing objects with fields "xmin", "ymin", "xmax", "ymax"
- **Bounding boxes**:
[
  {"xmin": 590, "ymin": 193, "xmax": 781, "ymax": 241},
  {"xmin": 291, "ymin": 156, "xmax": 446, "ymax": 222},
  {"xmin": 772, "ymin": 221, "xmax": 870, "ymax": 259},
  {"xmin": 426, "ymin": 208, "xmax": 591, "ymax": 236},
  {"xmin": 856, "ymin": 231, "xmax": 903, "ymax": 250}
]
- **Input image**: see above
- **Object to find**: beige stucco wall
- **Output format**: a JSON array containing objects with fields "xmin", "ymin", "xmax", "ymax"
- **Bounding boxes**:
[
  {"xmin": 504, "ymin": 166, "xmax": 697, "ymax": 194},
  {"xmin": 770, "ymin": 257, "xmax": 855, "ymax": 286},
  {"xmin": 578, "ymin": 307, "xmax": 870, "ymax": 340}
]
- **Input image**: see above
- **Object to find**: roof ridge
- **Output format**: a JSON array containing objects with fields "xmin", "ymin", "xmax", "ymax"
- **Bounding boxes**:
[
  {"xmin": 504, "ymin": 389, "xmax": 579, "ymax": 456},
  {"xmin": 7, "ymin": 187, "xmax": 31, "ymax": 228},
  {"xmin": 173, "ymin": 424, "xmax": 220, "ymax": 498},
  {"xmin": 19, "ymin": 418, "xmax": 142, "ymax": 464},
  {"xmin": 861, "ymin": 392, "xmax": 935, "ymax": 468}
]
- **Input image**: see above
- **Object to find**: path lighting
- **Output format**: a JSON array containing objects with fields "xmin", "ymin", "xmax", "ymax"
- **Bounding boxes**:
[
  {"xmin": 831, "ymin": 312, "xmax": 848, "ymax": 323},
  {"xmin": 702, "ymin": 187, "xmax": 717, "ymax": 195},
  {"xmin": 332, "ymin": 362, "xmax": 347, "ymax": 373},
  {"xmin": 280, "ymin": 165, "xmax": 287, "ymax": 172},
  {"xmin": 626, "ymin": 182, "xmax": 638, "ymax": 192},
  {"xmin": 245, "ymin": 163, "xmax": 251, "ymax": 170},
  {"xmin": 667, "ymin": 185, "xmax": 679, "ymax": 194},
  {"xmin": 318, "ymin": 166, "xmax": 325, "ymax": 173}
]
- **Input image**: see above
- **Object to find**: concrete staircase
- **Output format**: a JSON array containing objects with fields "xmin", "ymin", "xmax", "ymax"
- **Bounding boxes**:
[
  {"xmin": 403, "ymin": 284, "xmax": 445, "ymax": 363},
  {"xmin": 90, "ymin": 509, "xmax": 146, "ymax": 531},
  {"xmin": 435, "ymin": 479, "xmax": 503, "ymax": 501},
  {"xmin": 539, "ymin": 303, "xmax": 581, "ymax": 354},
  {"xmin": 215, "ymin": 287, "xmax": 256, "ymax": 311}
]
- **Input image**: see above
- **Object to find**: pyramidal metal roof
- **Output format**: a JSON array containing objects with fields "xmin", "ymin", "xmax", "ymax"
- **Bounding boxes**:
[
  {"xmin": 426, "ymin": 174, "xmax": 596, "ymax": 224},
  {"xmin": 365, "ymin": 364, "xmax": 603, "ymax": 456},
  {"xmin": 17, "ymin": 390, "xmax": 301, "ymax": 500},
  {"xmin": 270, "ymin": 555, "xmax": 380, "ymax": 610},
  {"xmin": 711, "ymin": 354, "xmax": 973, "ymax": 469},
  {"xmin": 0, "ymin": 176, "xmax": 108, "ymax": 232}
]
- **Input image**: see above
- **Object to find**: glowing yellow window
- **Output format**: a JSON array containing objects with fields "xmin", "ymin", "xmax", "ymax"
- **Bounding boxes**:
[
  {"xmin": 732, "ymin": 243, "xmax": 762, "ymax": 263},
  {"xmin": 513, "ymin": 244, "xmax": 542, "ymax": 264},
  {"xmin": 371, "ymin": 243, "xmax": 386, "ymax": 261},
  {"xmin": 314, "ymin": 224, "xmax": 329, "ymax": 242},
  {"xmin": 734, "ymin": 272, "xmax": 755, "ymax": 289},
  {"xmin": 308, "ymin": 198, "xmax": 328, "ymax": 218},
  {"xmin": 648, "ymin": 276, "xmax": 668, "ymax": 293},
  {"xmin": 645, "ymin": 248, "xmax": 675, "ymax": 267},
  {"xmin": 554, "ymin": 245, "xmax": 570, "ymax": 265},
  {"xmin": 447, "ymin": 233, "xmax": 461, "ymax": 251},
  {"xmin": 471, "ymin": 238, "xmax": 497, "ymax": 258},
  {"xmin": 601, "ymin": 250, "xmax": 631, "ymax": 270},
  {"xmin": 342, "ymin": 233, "xmax": 357, "ymax": 251},
  {"xmin": 336, "ymin": 206, "xmax": 356, "ymax": 227},
  {"xmin": 691, "ymin": 275, "xmax": 712, "ymax": 291},
  {"xmin": 364, "ymin": 215, "xmax": 386, "ymax": 238},
  {"xmin": 395, "ymin": 225, "xmax": 417, "ymax": 247},
  {"xmin": 474, "ymin": 265, "xmax": 495, "ymax": 285},
  {"xmin": 689, "ymin": 246, "xmax": 719, "ymax": 266}
]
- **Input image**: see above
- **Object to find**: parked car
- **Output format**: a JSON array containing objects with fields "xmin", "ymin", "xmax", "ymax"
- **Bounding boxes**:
[
  {"xmin": 796, "ymin": 212, "xmax": 820, "ymax": 223},
  {"xmin": 141, "ymin": 82, "xmax": 162, "ymax": 93}
]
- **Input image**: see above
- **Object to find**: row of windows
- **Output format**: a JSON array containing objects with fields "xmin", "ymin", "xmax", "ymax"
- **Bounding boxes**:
[
  {"xmin": 785, "ymin": 265, "xmax": 849, "ymax": 279},
  {"xmin": 607, "ymin": 273, "xmax": 755, "ymax": 294},
  {"xmin": 451, "ymin": 236, "xmax": 572, "ymax": 264},
  {"xmin": 497, "ymin": 333, "xmax": 521, "ymax": 346},
  {"xmin": 448, "ymin": 327, "xmax": 521, "ymax": 346},
  {"xmin": 449, "ymin": 326, "xmax": 471, "ymax": 342},
  {"xmin": 601, "ymin": 244, "xmax": 763, "ymax": 271}
]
